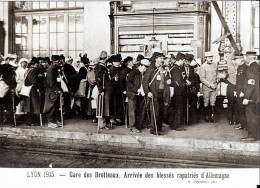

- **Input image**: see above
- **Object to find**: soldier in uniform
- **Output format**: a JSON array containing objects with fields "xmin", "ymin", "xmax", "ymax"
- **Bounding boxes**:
[
  {"xmin": 43, "ymin": 55, "xmax": 63, "ymax": 128},
  {"xmin": 126, "ymin": 59, "xmax": 150, "ymax": 133},
  {"xmin": 199, "ymin": 52, "xmax": 218, "ymax": 123},
  {"xmin": 234, "ymin": 54, "xmax": 247, "ymax": 130},
  {"xmin": 143, "ymin": 53, "xmax": 170, "ymax": 135},
  {"xmin": 168, "ymin": 52, "xmax": 186, "ymax": 131},
  {"xmin": 226, "ymin": 53, "xmax": 240, "ymax": 125},
  {"xmin": 241, "ymin": 51, "xmax": 259, "ymax": 141}
]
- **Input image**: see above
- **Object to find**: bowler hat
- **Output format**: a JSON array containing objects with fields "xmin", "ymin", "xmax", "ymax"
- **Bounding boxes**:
[{"xmin": 176, "ymin": 52, "xmax": 185, "ymax": 61}]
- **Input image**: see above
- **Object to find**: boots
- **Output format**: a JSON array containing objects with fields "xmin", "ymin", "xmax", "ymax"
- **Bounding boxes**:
[
  {"xmin": 204, "ymin": 106, "xmax": 210, "ymax": 122},
  {"xmin": 210, "ymin": 105, "xmax": 217, "ymax": 123}
]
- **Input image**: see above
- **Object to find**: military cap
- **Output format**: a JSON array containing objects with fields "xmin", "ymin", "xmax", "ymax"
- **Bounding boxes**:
[
  {"xmin": 176, "ymin": 52, "xmax": 185, "ymax": 61},
  {"xmin": 140, "ymin": 59, "xmax": 150, "ymax": 66},
  {"xmin": 51, "ymin": 55, "xmax": 60, "ymax": 61},
  {"xmin": 154, "ymin": 52, "xmax": 165, "ymax": 58},
  {"xmin": 246, "ymin": 51, "xmax": 256, "ymax": 56},
  {"xmin": 205, "ymin": 51, "xmax": 213, "ymax": 57}
]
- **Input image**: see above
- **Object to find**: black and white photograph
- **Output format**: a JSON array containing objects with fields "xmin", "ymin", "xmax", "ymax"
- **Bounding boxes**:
[{"xmin": 0, "ymin": 0, "xmax": 259, "ymax": 187}]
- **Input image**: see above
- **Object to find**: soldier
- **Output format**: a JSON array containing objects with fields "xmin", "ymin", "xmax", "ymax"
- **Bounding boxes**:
[
  {"xmin": 226, "ymin": 53, "xmax": 240, "ymax": 125},
  {"xmin": 43, "ymin": 55, "xmax": 63, "ymax": 128},
  {"xmin": 182, "ymin": 53, "xmax": 200, "ymax": 125},
  {"xmin": 234, "ymin": 54, "xmax": 247, "ymax": 130},
  {"xmin": 168, "ymin": 52, "xmax": 186, "ymax": 131},
  {"xmin": 126, "ymin": 59, "xmax": 150, "ymax": 133},
  {"xmin": 133, "ymin": 54, "xmax": 144, "ymax": 69},
  {"xmin": 108, "ymin": 54, "xmax": 125, "ymax": 125},
  {"xmin": 23, "ymin": 59, "xmax": 45, "ymax": 126},
  {"xmin": 0, "ymin": 54, "xmax": 18, "ymax": 126},
  {"xmin": 143, "ymin": 53, "xmax": 170, "ymax": 135},
  {"xmin": 241, "ymin": 51, "xmax": 259, "ymax": 141},
  {"xmin": 199, "ymin": 52, "xmax": 218, "ymax": 123}
]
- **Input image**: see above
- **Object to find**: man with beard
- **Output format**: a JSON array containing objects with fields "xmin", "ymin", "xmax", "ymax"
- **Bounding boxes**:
[
  {"xmin": 182, "ymin": 53, "xmax": 200, "ymax": 125},
  {"xmin": 143, "ymin": 53, "xmax": 170, "ymax": 135},
  {"xmin": 127, "ymin": 59, "xmax": 149, "ymax": 133},
  {"xmin": 23, "ymin": 58, "xmax": 45, "ymax": 126},
  {"xmin": 0, "ymin": 54, "xmax": 18, "ymax": 126},
  {"xmin": 168, "ymin": 52, "xmax": 186, "ymax": 131},
  {"xmin": 43, "ymin": 55, "xmax": 63, "ymax": 128},
  {"xmin": 108, "ymin": 54, "xmax": 125, "ymax": 125},
  {"xmin": 62, "ymin": 57, "xmax": 78, "ymax": 118},
  {"xmin": 241, "ymin": 51, "xmax": 259, "ymax": 141}
]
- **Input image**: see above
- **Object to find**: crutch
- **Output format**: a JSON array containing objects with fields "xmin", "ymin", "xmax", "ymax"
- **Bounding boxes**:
[
  {"xmin": 58, "ymin": 91, "xmax": 64, "ymax": 128},
  {"xmin": 96, "ymin": 73, "xmax": 105, "ymax": 133},
  {"xmin": 122, "ymin": 93, "xmax": 128, "ymax": 128},
  {"xmin": 151, "ymin": 96, "xmax": 158, "ymax": 136},
  {"xmin": 11, "ymin": 89, "xmax": 17, "ymax": 127},
  {"xmin": 37, "ymin": 89, "xmax": 43, "ymax": 127}
]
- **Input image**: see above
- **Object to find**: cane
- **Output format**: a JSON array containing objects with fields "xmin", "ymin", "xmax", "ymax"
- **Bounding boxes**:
[
  {"xmin": 58, "ymin": 91, "xmax": 64, "ymax": 128},
  {"xmin": 11, "ymin": 89, "xmax": 17, "ymax": 127},
  {"xmin": 144, "ymin": 97, "xmax": 151, "ymax": 127},
  {"xmin": 151, "ymin": 96, "xmax": 158, "ymax": 136},
  {"xmin": 37, "ymin": 89, "xmax": 43, "ymax": 127},
  {"xmin": 122, "ymin": 93, "xmax": 128, "ymax": 128},
  {"xmin": 97, "ymin": 73, "xmax": 105, "ymax": 133},
  {"xmin": 186, "ymin": 87, "xmax": 189, "ymax": 126}
]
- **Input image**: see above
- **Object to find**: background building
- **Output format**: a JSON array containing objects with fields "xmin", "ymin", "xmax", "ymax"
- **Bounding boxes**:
[{"xmin": 0, "ymin": 1, "xmax": 259, "ymax": 61}]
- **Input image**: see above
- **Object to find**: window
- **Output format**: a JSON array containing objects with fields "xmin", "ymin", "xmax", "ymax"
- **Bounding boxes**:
[
  {"xmin": 14, "ymin": 1, "xmax": 84, "ymax": 59},
  {"xmin": 15, "ymin": 16, "xmax": 29, "ymax": 58},
  {"xmin": 68, "ymin": 14, "xmax": 83, "ymax": 59},
  {"xmin": 252, "ymin": 5, "xmax": 259, "ymax": 51}
]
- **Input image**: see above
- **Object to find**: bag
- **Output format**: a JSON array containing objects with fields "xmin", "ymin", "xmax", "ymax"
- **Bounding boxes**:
[
  {"xmin": 60, "ymin": 78, "xmax": 69, "ymax": 93},
  {"xmin": 75, "ymin": 79, "xmax": 87, "ymax": 97},
  {"xmin": 20, "ymin": 84, "xmax": 33, "ymax": 97},
  {"xmin": 19, "ymin": 69, "xmax": 33, "ymax": 97},
  {"xmin": 87, "ymin": 70, "xmax": 96, "ymax": 85},
  {"xmin": 0, "ymin": 80, "xmax": 9, "ymax": 98}
]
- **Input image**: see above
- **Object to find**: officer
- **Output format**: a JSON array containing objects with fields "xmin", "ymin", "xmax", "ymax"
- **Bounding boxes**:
[
  {"xmin": 168, "ymin": 52, "xmax": 186, "ymax": 131},
  {"xmin": 199, "ymin": 52, "xmax": 218, "ymax": 123},
  {"xmin": 226, "ymin": 53, "xmax": 240, "ymax": 125},
  {"xmin": 241, "ymin": 51, "xmax": 259, "ymax": 141},
  {"xmin": 126, "ymin": 59, "xmax": 150, "ymax": 133},
  {"xmin": 234, "ymin": 54, "xmax": 247, "ymax": 130}
]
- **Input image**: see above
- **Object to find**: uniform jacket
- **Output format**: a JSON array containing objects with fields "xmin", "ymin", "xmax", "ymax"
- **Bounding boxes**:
[
  {"xmin": 236, "ymin": 63, "xmax": 248, "ymax": 93},
  {"xmin": 199, "ymin": 62, "xmax": 217, "ymax": 91},
  {"xmin": 244, "ymin": 61, "xmax": 259, "ymax": 104},
  {"xmin": 43, "ymin": 65, "xmax": 62, "ymax": 113},
  {"xmin": 170, "ymin": 64, "xmax": 186, "ymax": 96},
  {"xmin": 23, "ymin": 67, "xmax": 45, "ymax": 113},
  {"xmin": 126, "ymin": 68, "xmax": 142, "ymax": 100}
]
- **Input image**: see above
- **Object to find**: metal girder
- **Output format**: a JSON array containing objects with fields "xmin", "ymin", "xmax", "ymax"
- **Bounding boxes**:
[{"xmin": 212, "ymin": 1, "xmax": 240, "ymax": 54}]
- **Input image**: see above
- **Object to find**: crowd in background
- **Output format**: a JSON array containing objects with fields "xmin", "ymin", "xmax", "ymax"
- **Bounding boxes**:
[{"xmin": 0, "ymin": 50, "xmax": 259, "ymax": 140}]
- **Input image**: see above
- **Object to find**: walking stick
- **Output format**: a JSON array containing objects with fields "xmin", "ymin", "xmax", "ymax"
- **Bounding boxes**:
[
  {"xmin": 11, "ymin": 89, "xmax": 17, "ymax": 127},
  {"xmin": 97, "ymin": 73, "xmax": 105, "ymax": 133},
  {"xmin": 58, "ymin": 91, "xmax": 64, "ymax": 128},
  {"xmin": 37, "ymin": 89, "xmax": 43, "ymax": 127},
  {"xmin": 186, "ymin": 87, "xmax": 189, "ymax": 126},
  {"xmin": 151, "ymin": 96, "xmax": 158, "ymax": 136},
  {"xmin": 122, "ymin": 93, "xmax": 128, "ymax": 128},
  {"xmin": 144, "ymin": 97, "xmax": 151, "ymax": 127}
]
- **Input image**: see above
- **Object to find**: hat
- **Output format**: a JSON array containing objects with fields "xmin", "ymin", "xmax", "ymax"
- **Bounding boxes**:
[
  {"xmin": 5, "ymin": 54, "xmax": 17, "ymax": 60},
  {"xmin": 65, "ymin": 57, "xmax": 73, "ymax": 62},
  {"xmin": 136, "ymin": 54, "xmax": 144, "ymax": 62},
  {"xmin": 154, "ymin": 52, "xmax": 164, "ymax": 58},
  {"xmin": 31, "ymin": 57, "xmax": 39, "ymax": 64},
  {"xmin": 52, "ymin": 55, "xmax": 60, "ymax": 61},
  {"xmin": 185, "ymin": 54, "xmax": 194, "ymax": 62},
  {"xmin": 205, "ymin": 52, "xmax": 213, "ymax": 57},
  {"xmin": 115, "ymin": 54, "xmax": 122, "ymax": 62},
  {"xmin": 59, "ymin": 54, "xmax": 65, "ymax": 60},
  {"xmin": 140, "ymin": 59, "xmax": 150, "ymax": 66},
  {"xmin": 123, "ymin": 56, "xmax": 133, "ymax": 64},
  {"xmin": 9, "ymin": 61, "xmax": 18, "ymax": 67},
  {"xmin": 18, "ymin": 58, "xmax": 29, "ymax": 66},
  {"xmin": 176, "ymin": 52, "xmax": 185, "ymax": 61},
  {"xmin": 99, "ymin": 51, "xmax": 108, "ymax": 60},
  {"xmin": 170, "ymin": 54, "xmax": 175, "ymax": 59},
  {"xmin": 233, "ymin": 53, "xmax": 244, "ymax": 59},
  {"xmin": 246, "ymin": 51, "xmax": 257, "ymax": 56}
]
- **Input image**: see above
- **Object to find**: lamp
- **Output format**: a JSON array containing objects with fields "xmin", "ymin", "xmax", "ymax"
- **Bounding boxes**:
[{"xmin": 149, "ymin": 8, "xmax": 159, "ymax": 48}]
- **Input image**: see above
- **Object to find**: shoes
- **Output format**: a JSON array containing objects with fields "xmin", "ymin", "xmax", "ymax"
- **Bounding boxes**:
[
  {"xmin": 56, "ymin": 120, "xmax": 63, "ymax": 127},
  {"xmin": 150, "ymin": 130, "xmax": 162, "ymax": 135},
  {"xmin": 131, "ymin": 128, "xmax": 141, "ymax": 133},
  {"xmin": 235, "ymin": 125, "xmax": 243, "ymax": 130},
  {"xmin": 175, "ymin": 127, "xmax": 186, "ymax": 131},
  {"xmin": 92, "ymin": 119, "xmax": 98, "ymax": 123},
  {"xmin": 48, "ymin": 122, "xmax": 58, "ymax": 128},
  {"xmin": 241, "ymin": 137, "xmax": 256, "ymax": 141}
]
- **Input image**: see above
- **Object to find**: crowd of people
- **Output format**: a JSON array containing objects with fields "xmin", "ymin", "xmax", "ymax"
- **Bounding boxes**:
[{"xmin": 0, "ymin": 50, "xmax": 259, "ymax": 141}]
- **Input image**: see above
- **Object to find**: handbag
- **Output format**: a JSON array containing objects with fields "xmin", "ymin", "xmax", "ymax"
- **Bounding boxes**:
[
  {"xmin": 19, "ymin": 69, "xmax": 33, "ymax": 97},
  {"xmin": 0, "ymin": 80, "xmax": 9, "ymax": 98}
]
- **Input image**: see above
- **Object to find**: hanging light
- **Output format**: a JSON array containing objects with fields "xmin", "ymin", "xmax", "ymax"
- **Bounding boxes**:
[{"xmin": 149, "ymin": 8, "xmax": 159, "ymax": 48}]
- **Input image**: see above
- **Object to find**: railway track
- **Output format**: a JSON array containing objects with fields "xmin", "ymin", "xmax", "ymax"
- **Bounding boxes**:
[{"xmin": 0, "ymin": 145, "xmax": 257, "ymax": 168}]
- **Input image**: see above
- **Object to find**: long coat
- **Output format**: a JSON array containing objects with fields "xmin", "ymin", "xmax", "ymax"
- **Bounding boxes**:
[
  {"xmin": 23, "ymin": 67, "xmax": 45, "ymax": 114},
  {"xmin": 43, "ymin": 65, "xmax": 62, "ymax": 113}
]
